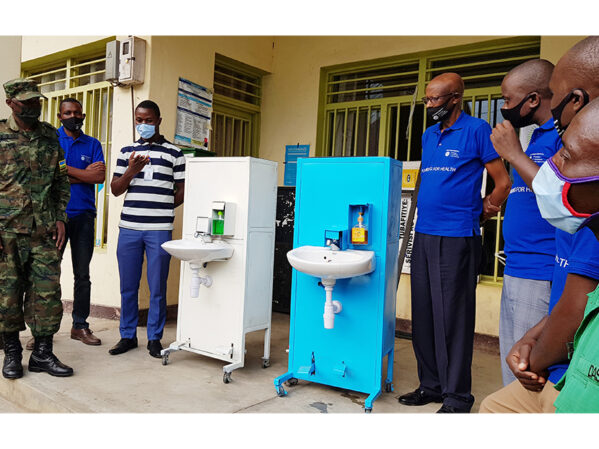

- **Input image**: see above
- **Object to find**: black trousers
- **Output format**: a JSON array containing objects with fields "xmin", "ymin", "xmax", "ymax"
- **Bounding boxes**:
[
  {"xmin": 410, "ymin": 232, "xmax": 482, "ymax": 411},
  {"xmin": 64, "ymin": 211, "xmax": 95, "ymax": 330}
]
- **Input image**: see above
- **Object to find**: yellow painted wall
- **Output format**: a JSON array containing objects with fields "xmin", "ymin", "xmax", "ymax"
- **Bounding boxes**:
[
  {"xmin": 540, "ymin": 36, "xmax": 586, "ymax": 64},
  {"xmin": 260, "ymin": 36, "xmax": 507, "ymax": 185},
  {"xmin": 21, "ymin": 36, "xmax": 108, "ymax": 62},
  {"xmin": 0, "ymin": 36, "xmax": 22, "ymax": 119}
]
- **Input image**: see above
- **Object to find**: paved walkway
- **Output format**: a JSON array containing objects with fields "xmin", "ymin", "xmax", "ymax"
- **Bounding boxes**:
[{"xmin": 0, "ymin": 312, "xmax": 502, "ymax": 413}]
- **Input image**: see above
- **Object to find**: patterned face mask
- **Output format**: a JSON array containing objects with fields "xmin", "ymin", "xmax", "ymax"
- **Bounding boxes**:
[{"xmin": 532, "ymin": 158, "xmax": 599, "ymax": 234}]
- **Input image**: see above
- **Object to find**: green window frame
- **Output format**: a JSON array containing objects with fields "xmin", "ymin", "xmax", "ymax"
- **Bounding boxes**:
[
  {"xmin": 210, "ymin": 54, "xmax": 264, "ymax": 157},
  {"xmin": 315, "ymin": 36, "xmax": 542, "ymax": 284},
  {"xmin": 22, "ymin": 40, "xmax": 114, "ymax": 249}
]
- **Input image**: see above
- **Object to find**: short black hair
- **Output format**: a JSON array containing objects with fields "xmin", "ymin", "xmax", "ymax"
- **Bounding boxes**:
[
  {"xmin": 59, "ymin": 97, "xmax": 82, "ymax": 113},
  {"xmin": 135, "ymin": 100, "xmax": 160, "ymax": 118}
]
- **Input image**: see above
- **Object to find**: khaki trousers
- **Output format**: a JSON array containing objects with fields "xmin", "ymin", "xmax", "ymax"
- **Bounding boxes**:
[{"xmin": 479, "ymin": 380, "xmax": 558, "ymax": 413}]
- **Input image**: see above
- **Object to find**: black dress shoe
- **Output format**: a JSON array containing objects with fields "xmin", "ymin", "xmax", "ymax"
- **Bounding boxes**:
[
  {"xmin": 398, "ymin": 388, "xmax": 443, "ymax": 406},
  {"xmin": 147, "ymin": 340, "xmax": 163, "ymax": 358},
  {"xmin": 436, "ymin": 404, "xmax": 469, "ymax": 413},
  {"xmin": 108, "ymin": 337, "xmax": 138, "ymax": 355}
]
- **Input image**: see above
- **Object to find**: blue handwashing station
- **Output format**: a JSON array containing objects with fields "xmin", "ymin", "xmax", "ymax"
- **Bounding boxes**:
[{"xmin": 274, "ymin": 157, "xmax": 403, "ymax": 412}]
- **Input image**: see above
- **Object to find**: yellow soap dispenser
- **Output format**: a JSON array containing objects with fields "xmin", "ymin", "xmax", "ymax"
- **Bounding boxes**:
[{"xmin": 351, "ymin": 208, "xmax": 368, "ymax": 245}]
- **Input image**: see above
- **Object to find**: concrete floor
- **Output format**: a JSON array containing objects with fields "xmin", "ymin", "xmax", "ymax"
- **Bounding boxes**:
[{"xmin": 0, "ymin": 312, "xmax": 502, "ymax": 413}]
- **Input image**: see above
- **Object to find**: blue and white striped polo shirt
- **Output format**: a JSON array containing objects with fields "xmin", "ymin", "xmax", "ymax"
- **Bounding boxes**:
[{"xmin": 114, "ymin": 137, "xmax": 186, "ymax": 231}]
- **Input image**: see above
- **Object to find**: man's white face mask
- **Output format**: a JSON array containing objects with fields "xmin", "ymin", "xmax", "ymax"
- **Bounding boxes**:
[{"xmin": 532, "ymin": 158, "xmax": 599, "ymax": 234}]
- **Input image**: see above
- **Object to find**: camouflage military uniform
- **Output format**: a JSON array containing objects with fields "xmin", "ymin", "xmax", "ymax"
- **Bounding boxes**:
[{"xmin": 0, "ymin": 94, "xmax": 70, "ymax": 337}]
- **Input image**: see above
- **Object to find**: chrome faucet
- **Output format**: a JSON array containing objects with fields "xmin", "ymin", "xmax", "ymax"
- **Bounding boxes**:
[
  {"xmin": 326, "ymin": 239, "xmax": 340, "ymax": 251},
  {"xmin": 194, "ymin": 231, "xmax": 212, "ymax": 243}
]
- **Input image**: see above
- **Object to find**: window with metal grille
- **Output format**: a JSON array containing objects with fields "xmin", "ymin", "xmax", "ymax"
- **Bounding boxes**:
[
  {"xmin": 316, "ymin": 37, "xmax": 541, "ymax": 284},
  {"xmin": 210, "ymin": 55, "xmax": 263, "ymax": 157},
  {"xmin": 23, "ymin": 52, "xmax": 113, "ymax": 248}
]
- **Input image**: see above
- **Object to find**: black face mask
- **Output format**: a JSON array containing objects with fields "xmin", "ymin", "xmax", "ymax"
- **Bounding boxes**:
[
  {"xmin": 551, "ymin": 89, "xmax": 590, "ymax": 136},
  {"xmin": 427, "ymin": 96, "xmax": 455, "ymax": 123},
  {"xmin": 15, "ymin": 106, "xmax": 41, "ymax": 125},
  {"xmin": 500, "ymin": 93, "xmax": 537, "ymax": 128},
  {"xmin": 61, "ymin": 116, "xmax": 84, "ymax": 132}
]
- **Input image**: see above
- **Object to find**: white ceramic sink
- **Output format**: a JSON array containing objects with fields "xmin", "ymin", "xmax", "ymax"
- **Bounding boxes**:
[
  {"xmin": 287, "ymin": 245, "xmax": 375, "ymax": 280},
  {"xmin": 161, "ymin": 239, "xmax": 234, "ymax": 264}
]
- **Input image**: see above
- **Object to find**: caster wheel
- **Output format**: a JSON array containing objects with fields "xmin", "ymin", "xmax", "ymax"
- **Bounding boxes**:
[
  {"xmin": 262, "ymin": 359, "xmax": 270, "ymax": 369},
  {"xmin": 286, "ymin": 377, "xmax": 298, "ymax": 387},
  {"xmin": 276, "ymin": 385, "xmax": 287, "ymax": 397},
  {"xmin": 384, "ymin": 382, "xmax": 393, "ymax": 393},
  {"xmin": 365, "ymin": 408, "xmax": 372, "ymax": 413},
  {"xmin": 223, "ymin": 372, "xmax": 232, "ymax": 384},
  {"xmin": 162, "ymin": 354, "xmax": 169, "ymax": 366}
]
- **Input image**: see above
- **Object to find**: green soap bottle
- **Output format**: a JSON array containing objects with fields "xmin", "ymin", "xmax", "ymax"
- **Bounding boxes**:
[{"xmin": 213, "ymin": 211, "xmax": 225, "ymax": 235}]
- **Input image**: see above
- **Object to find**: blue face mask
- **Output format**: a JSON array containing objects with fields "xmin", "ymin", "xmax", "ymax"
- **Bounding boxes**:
[
  {"xmin": 136, "ymin": 123, "xmax": 155, "ymax": 139},
  {"xmin": 532, "ymin": 159, "xmax": 595, "ymax": 234}
]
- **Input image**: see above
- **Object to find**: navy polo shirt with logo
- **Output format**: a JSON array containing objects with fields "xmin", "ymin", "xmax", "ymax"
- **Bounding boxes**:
[
  {"xmin": 57, "ymin": 126, "xmax": 105, "ymax": 219},
  {"xmin": 546, "ymin": 227, "xmax": 599, "ymax": 384},
  {"xmin": 416, "ymin": 111, "xmax": 500, "ymax": 237},
  {"xmin": 502, "ymin": 119, "xmax": 561, "ymax": 281}
]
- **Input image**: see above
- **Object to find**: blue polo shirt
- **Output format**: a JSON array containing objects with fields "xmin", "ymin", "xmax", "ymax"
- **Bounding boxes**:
[
  {"xmin": 416, "ymin": 112, "xmax": 500, "ymax": 237},
  {"xmin": 546, "ymin": 227, "xmax": 599, "ymax": 384},
  {"xmin": 502, "ymin": 120, "xmax": 561, "ymax": 280},
  {"xmin": 57, "ymin": 126, "xmax": 105, "ymax": 218}
]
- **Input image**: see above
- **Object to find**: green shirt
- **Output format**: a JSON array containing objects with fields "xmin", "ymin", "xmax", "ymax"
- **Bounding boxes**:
[
  {"xmin": 0, "ymin": 115, "xmax": 69, "ymax": 234},
  {"xmin": 554, "ymin": 284, "xmax": 599, "ymax": 413}
]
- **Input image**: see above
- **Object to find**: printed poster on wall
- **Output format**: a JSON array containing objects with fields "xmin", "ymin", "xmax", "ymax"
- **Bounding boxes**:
[
  {"xmin": 174, "ymin": 77, "xmax": 213, "ymax": 149},
  {"xmin": 399, "ymin": 161, "xmax": 421, "ymax": 274},
  {"xmin": 284, "ymin": 144, "xmax": 310, "ymax": 186}
]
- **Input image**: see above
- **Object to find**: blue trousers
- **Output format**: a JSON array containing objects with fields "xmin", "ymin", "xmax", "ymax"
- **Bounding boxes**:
[
  {"xmin": 116, "ymin": 228, "xmax": 172, "ymax": 341},
  {"xmin": 410, "ymin": 232, "xmax": 481, "ymax": 412}
]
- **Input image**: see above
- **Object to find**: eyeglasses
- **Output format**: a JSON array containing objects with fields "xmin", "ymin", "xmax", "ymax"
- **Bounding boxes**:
[{"xmin": 421, "ymin": 92, "xmax": 456, "ymax": 105}]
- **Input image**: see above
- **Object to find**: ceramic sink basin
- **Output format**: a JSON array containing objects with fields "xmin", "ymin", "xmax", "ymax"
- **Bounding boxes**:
[
  {"xmin": 287, "ymin": 245, "xmax": 375, "ymax": 280},
  {"xmin": 161, "ymin": 239, "xmax": 234, "ymax": 264}
]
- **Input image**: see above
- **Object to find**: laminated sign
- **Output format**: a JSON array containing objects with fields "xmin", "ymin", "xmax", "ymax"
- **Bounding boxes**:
[
  {"xmin": 399, "ymin": 161, "xmax": 420, "ymax": 274},
  {"xmin": 174, "ymin": 77, "xmax": 213, "ymax": 149}
]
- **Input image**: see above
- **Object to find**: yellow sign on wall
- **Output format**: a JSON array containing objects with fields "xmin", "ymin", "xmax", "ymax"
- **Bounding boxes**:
[
  {"xmin": 401, "ymin": 162, "xmax": 421, "ymax": 190},
  {"xmin": 402, "ymin": 169, "xmax": 418, "ymax": 189}
]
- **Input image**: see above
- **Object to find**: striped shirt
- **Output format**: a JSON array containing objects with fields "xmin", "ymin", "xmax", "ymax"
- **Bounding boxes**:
[{"xmin": 113, "ymin": 137, "xmax": 186, "ymax": 231}]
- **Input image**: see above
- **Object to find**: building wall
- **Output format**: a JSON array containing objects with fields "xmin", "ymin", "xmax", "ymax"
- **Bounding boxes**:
[
  {"xmin": 540, "ymin": 36, "xmax": 586, "ymax": 64},
  {"xmin": 21, "ymin": 36, "xmax": 107, "ymax": 62},
  {"xmin": 21, "ymin": 35, "xmax": 585, "ymax": 336},
  {"xmin": 259, "ymin": 36, "xmax": 506, "ymax": 183},
  {"xmin": 0, "ymin": 36, "xmax": 22, "ymax": 119}
]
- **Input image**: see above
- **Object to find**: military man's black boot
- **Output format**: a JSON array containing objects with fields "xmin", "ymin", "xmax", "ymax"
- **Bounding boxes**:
[
  {"xmin": 28, "ymin": 335, "xmax": 74, "ymax": 377},
  {"xmin": 2, "ymin": 332, "xmax": 23, "ymax": 379}
]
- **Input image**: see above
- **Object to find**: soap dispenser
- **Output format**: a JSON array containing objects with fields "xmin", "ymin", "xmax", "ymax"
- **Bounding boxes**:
[
  {"xmin": 351, "ymin": 207, "xmax": 368, "ymax": 245},
  {"xmin": 213, "ymin": 210, "xmax": 225, "ymax": 235}
]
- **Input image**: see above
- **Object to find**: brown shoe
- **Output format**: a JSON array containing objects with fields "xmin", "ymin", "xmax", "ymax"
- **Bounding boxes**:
[
  {"xmin": 25, "ymin": 337, "xmax": 35, "ymax": 351},
  {"xmin": 71, "ymin": 328, "xmax": 101, "ymax": 346}
]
